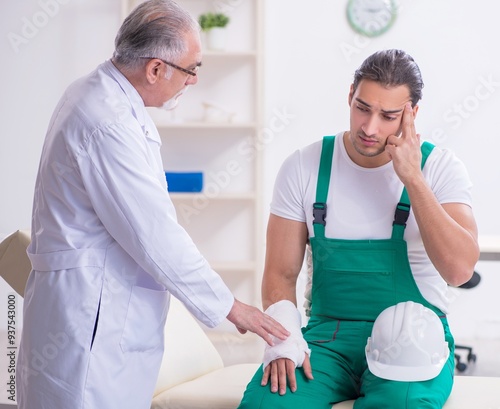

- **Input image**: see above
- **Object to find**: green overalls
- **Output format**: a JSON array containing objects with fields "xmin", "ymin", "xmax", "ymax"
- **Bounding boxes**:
[{"xmin": 239, "ymin": 136, "xmax": 455, "ymax": 409}]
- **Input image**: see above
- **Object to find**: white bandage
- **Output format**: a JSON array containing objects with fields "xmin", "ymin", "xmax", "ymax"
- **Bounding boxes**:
[{"xmin": 262, "ymin": 300, "xmax": 311, "ymax": 370}]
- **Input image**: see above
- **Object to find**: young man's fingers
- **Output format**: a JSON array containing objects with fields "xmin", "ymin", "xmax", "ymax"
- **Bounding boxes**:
[
  {"xmin": 261, "ymin": 364, "xmax": 271, "ymax": 386},
  {"xmin": 278, "ymin": 359, "xmax": 288, "ymax": 395},
  {"xmin": 302, "ymin": 354, "xmax": 314, "ymax": 380},
  {"xmin": 401, "ymin": 102, "xmax": 416, "ymax": 140}
]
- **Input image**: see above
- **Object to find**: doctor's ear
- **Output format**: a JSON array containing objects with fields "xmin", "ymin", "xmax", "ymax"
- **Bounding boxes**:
[{"xmin": 144, "ymin": 59, "xmax": 163, "ymax": 85}]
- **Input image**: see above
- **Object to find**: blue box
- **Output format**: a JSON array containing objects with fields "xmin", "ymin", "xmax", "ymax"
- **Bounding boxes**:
[{"xmin": 165, "ymin": 171, "xmax": 203, "ymax": 192}]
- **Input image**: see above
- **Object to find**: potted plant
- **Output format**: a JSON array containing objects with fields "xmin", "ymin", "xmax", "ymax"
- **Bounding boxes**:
[{"xmin": 198, "ymin": 12, "xmax": 230, "ymax": 51}]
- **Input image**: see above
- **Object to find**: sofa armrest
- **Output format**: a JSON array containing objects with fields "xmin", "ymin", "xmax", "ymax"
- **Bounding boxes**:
[{"xmin": 0, "ymin": 229, "xmax": 31, "ymax": 297}]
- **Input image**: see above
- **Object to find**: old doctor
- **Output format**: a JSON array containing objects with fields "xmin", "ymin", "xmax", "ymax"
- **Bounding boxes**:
[{"xmin": 16, "ymin": 1, "xmax": 289, "ymax": 408}]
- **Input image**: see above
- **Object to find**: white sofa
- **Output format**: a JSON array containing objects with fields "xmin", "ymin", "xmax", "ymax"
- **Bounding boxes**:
[
  {"xmin": 155, "ymin": 297, "xmax": 500, "ymax": 409},
  {"xmin": 2, "ymin": 230, "xmax": 500, "ymax": 409}
]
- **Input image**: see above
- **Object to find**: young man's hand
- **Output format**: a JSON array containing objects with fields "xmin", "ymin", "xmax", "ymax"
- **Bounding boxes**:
[
  {"xmin": 385, "ymin": 103, "xmax": 423, "ymax": 185},
  {"xmin": 261, "ymin": 354, "xmax": 313, "ymax": 395}
]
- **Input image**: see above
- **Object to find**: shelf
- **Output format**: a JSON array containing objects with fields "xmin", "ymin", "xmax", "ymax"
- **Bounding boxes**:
[
  {"xmin": 478, "ymin": 235, "xmax": 500, "ymax": 261},
  {"xmin": 156, "ymin": 121, "xmax": 257, "ymax": 130},
  {"xmin": 210, "ymin": 261, "xmax": 256, "ymax": 274},
  {"xmin": 121, "ymin": 0, "xmax": 265, "ymax": 312},
  {"xmin": 169, "ymin": 192, "xmax": 255, "ymax": 201},
  {"xmin": 202, "ymin": 50, "xmax": 257, "ymax": 58}
]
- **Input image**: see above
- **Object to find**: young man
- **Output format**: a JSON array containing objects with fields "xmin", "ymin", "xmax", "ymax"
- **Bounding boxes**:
[
  {"xmin": 238, "ymin": 49, "xmax": 479, "ymax": 408},
  {"xmin": 16, "ymin": 1, "xmax": 288, "ymax": 408}
]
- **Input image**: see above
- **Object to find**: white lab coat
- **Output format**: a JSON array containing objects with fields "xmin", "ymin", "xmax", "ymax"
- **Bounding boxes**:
[{"xmin": 16, "ymin": 60, "xmax": 234, "ymax": 409}]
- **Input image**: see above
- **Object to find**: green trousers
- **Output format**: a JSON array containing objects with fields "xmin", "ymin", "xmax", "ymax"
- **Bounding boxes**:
[{"xmin": 238, "ymin": 316, "xmax": 455, "ymax": 409}]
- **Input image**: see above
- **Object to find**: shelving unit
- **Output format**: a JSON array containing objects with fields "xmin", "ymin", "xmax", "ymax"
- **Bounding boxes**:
[{"xmin": 121, "ymin": 0, "xmax": 264, "ymax": 354}]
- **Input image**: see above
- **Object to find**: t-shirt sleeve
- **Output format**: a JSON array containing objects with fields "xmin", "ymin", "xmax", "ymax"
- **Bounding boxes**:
[
  {"xmin": 270, "ymin": 150, "xmax": 308, "ymax": 222},
  {"xmin": 425, "ymin": 147, "xmax": 474, "ymax": 207}
]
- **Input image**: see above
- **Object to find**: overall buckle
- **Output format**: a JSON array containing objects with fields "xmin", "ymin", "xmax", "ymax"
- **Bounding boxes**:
[
  {"xmin": 313, "ymin": 202, "xmax": 327, "ymax": 226},
  {"xmin": 393, "ymin": 202, "xmax": 411, "ymax": 226}
]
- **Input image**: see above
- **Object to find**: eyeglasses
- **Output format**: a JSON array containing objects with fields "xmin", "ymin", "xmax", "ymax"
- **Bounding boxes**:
[{"xmin": 140, "ymin": 57, "xmax": 201, "ymax": 77}]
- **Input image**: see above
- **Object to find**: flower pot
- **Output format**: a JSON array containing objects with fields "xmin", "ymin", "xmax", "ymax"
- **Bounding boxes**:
[{"xmin": 206, "ymin": 27, "xmax": 227, "ymax": 51}]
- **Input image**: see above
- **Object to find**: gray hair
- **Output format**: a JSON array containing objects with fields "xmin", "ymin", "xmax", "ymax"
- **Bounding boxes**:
[
  {"xmin": 353, "ymin": 49, "xmax": 424, "ymax": 106},
  {"xmin": 113, "ymin": 0, "xmax": 199, "ymax": 71}
]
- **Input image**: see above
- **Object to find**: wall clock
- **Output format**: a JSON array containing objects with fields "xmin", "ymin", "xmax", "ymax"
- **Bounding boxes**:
[{"xmin": 346, "ymin": 0, "xmax": 397, "ymax": 38}]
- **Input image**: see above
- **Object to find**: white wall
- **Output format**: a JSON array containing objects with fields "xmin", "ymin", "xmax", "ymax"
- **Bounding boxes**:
[
  {"xmin": 0, "ymin": 0, "xmax": 121, "ymax": 237},
  {"xmin": 0, "ymin": 0, "xmax": 499, "ymax": 343},
  {"xmin": 262, "ymin": 0, "xmax": 500, "ymax": 340},
  {"xmin": 262, "ymin": 0, "xmax": 500, "ymax": 234}
]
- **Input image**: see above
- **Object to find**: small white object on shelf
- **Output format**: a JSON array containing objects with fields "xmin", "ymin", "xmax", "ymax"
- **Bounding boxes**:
[
  {"xmin": 206, "ymin": 27, "xmax": 228, "ymax": 51},
  {"xmin": 202, "ymin": 101, "xmax": 236, "ymax": 123}
]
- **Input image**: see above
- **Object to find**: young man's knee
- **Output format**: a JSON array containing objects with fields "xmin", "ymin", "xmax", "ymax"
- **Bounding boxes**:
[
  {"xmin": 356, "ymin": 389, "xmax": 447, "ymax": 409},
  {"xmin": 238, "ymin": 390, "xmax": 294, "ymax": 409}
]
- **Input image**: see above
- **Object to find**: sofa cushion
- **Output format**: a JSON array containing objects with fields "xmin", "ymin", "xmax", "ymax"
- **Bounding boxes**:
[
  {"xmin": 154, "ymin": 297, "xmax": 225, "ymax": 396},
  {"xmin": 151, "ymin": 363, "xmax": 258, "ymax": 409}
]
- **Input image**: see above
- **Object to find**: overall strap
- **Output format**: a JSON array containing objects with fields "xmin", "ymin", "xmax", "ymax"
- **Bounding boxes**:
[
  {"xmin": 313, "ymin": 136, "xmax": 335, "ymax": 238},
  {"xmin": 392, "ymin": 141, "xmax": 435, "ymax": 239}
]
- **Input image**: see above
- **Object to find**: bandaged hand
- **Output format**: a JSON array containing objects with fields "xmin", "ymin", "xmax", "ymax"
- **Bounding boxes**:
[{"xmin": 262, "ymin": 300, "xmax": 311, "ymax": 370}]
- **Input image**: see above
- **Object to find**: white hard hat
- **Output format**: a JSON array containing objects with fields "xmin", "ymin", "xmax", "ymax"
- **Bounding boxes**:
[{"xmin": 365, "ymin": 301, "xmax": 449, "ymax": 382}]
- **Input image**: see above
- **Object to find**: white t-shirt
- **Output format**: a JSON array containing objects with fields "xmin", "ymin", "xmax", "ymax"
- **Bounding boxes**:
[{"xmin": 270, "ymin": 133, "xmax": 473, "ymax": 314}]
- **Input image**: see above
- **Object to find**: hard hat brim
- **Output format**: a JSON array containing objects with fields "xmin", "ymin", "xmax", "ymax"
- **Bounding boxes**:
[{"xmin": 366, "ymin": 347, "xmax": 450, "ymax": 382}]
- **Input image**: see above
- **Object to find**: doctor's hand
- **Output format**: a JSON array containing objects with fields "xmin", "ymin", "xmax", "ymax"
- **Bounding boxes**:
[
  {"xmin": 261, "ymin": 355, "xmax": 313, "ymax": 395},
  {"xmin": 226, "ymin": 299, "xmax": 290, "ymax": 346}
]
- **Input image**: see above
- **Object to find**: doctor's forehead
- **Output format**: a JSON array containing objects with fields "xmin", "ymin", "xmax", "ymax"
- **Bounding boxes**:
[{"xmin": 180, "ymin": 30, "xmax": 201, "ymax": 61}]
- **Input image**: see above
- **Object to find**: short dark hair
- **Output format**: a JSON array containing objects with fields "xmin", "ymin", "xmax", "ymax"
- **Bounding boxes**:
[{"xmin": 353, "ymin": 49, "xmax": 424, "ymax": 106}]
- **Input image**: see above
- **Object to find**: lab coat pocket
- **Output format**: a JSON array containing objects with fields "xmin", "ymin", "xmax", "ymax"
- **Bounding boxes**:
[{"xmin": 120, "ymin": 285, "xmax": 169, "ymax": 353}]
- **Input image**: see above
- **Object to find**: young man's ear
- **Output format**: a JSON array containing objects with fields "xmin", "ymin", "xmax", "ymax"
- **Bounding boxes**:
[
  {"xmin": 348, "ymin": 84, "xmax": 354, "ymax": 106},
  {"xmin": 412, "ymin": 104, "xmax": 419, "ymax": 120}
]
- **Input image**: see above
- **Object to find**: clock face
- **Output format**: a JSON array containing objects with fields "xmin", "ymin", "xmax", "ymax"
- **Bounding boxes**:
[{"xmin": 347, "ymin": 0, "xmax": 397, "ymax": 37}]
